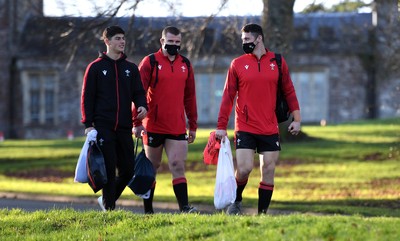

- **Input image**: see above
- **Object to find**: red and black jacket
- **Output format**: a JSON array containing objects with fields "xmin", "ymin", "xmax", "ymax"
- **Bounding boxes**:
[{"xmin": 81, "ymin": 52, "xmax": 147, "ymax": 131}]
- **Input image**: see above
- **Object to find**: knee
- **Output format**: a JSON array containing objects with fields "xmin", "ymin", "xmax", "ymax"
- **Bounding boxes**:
[
  {"xmin": 265, "ymin": 162, "xmax": 276, "ymax": 171},
  {"xmin": 236, "ymin": 167, "xmax": 252, "ymax": 180},
  {"xmin": 261, "ymin": 162, "xmax": 276, "ymax": 179},
  {"xmin": 153, "ymin": 162, "xmax": 161, "ymax": 170},
  {"xmin": 169, "ymin": 160, "xmax": 185, "ymax": 173}
]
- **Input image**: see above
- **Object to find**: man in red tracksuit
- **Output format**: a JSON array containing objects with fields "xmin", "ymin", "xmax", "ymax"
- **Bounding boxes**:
[
  {"xmin": 81, "ymin": 26, "xmax": 147, "ymax": 211},
  {"xmin": 133, "ymin": 26, "xmax": 198, "ymax": 214},
  {"xmin": 215, "ymin": 23, "xmax": 302, "ymax": 215}
]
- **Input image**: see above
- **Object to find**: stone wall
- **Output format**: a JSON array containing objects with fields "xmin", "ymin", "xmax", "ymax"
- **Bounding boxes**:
[{"xmin": 290, "ymin": 53, "xmax": 369, "ymax": 123}]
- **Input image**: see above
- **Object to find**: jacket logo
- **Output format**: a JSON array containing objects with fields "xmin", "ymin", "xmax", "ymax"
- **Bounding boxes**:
[
  {"xmin": 102, "ymin": 70, "xmax": 107, "ymax": 76},
  {"xmin": 181, "ymin": 66, "xmax": 187, "ymax": 72},
  {"xmin": 125, "ymin": 69, "xmax": 130, "ymax": 77},
  {"xmin": 270, "ymin": 63, "xmax": 275, "ymax": 70},
  {"xmin": 245, "ymin": 65, "xmax": 249, "ymax": 70},
  {"xmin": 158, "ymin": 65, "xmax": 162, "ymax": 70}
]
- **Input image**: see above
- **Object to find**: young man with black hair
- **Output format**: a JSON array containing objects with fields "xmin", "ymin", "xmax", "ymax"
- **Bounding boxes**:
[
  {"xmin": 133, "ymin": 26, "xmax": 198, "ymax": 214},
  {"xmin": 215, "ymin": 23, "xmax": 301, "ymax": 215},
  {"xmin": 81, "ymin": 25, "xmax": 148, "ymax": 211}
]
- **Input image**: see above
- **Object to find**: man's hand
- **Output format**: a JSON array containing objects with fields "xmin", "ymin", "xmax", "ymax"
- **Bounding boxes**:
[
  {"xmin": 188, "ymin": 130, "xmax": 196, "ymax": 144},
  {"xmin": 136, "ymin": 106, "xmax": 147, "ymax": 120},
  {"xmin": 288, "ymin": 121, "xmax": 301, "ymax": 135},
  {"xmin": 84, "ymin": 127, "xmax": 95, "ymax": 135},
  {"xmin": 132, "ymin": 125, "xmax": 146, "ymax": 138},
  {"xmin": 215, "ymin": 129, "xmax": 227, "ymax": 140}
]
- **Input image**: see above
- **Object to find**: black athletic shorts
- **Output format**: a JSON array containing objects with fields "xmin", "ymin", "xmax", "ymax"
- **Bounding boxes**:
[
  {"xmin": 234, "ymin": 131, "xmax": 281, "ymax": 153},
  {"xmin": 143, "ymin": 132, "xmax": 187, "ymax": 147}
]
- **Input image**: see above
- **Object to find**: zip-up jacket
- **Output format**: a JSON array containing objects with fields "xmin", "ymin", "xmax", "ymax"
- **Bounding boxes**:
[
  {"xmin": 81, "ymin": 52, "xmax": 147, "ymax": 130},
  {"xmin": 134, "ymin": 49, "xmax": 198, "ymax": 134},
  {"xmin": 217, "ymin": 50, "xmax": 300, "ymax": 135}
]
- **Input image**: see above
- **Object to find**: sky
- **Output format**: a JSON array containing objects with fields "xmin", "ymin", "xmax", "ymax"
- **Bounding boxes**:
[{"xmin": 43, "ymin": 0, "xmax": 371, "ymax": 17}]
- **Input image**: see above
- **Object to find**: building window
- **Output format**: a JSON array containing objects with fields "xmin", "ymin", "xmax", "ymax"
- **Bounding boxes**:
[
  {"xmin": 22, "ymin": 72, "xmax": 58, "ymax": 125},
  {"xmin": 291, "ymin": 70, "xmax": 329, "ymax": 123}
]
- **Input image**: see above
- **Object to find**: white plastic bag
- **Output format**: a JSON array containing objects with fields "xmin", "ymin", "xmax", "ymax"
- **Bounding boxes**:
[
  {"xmin": 214, "ymin": 136, "xmax": 237, "ymax": 210},
  {"xmin": 74, "ymin": 129, "xmax": 97, "ymax": 183}
]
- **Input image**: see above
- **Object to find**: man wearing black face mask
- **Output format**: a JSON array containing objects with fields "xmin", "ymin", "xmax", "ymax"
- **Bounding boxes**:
[
  {"xmin": 242, "ymin": 37, "xmax": 258, "ymax": 54},
  {"xmin": 133, "ymin": 26, "xmax": 198, "ymax": 214},
  {"xmin": 215, "ymin": 23, "xmax": 301, "ymax": 215}
]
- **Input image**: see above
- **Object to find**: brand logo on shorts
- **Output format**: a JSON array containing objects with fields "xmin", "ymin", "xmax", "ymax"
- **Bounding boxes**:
[
  {"xmin": 237, "ymin": 138, "xmax": 241, "ymax": 146},
  {"xmin": 276, "ymin": 141, "xmax": 280, "ymax": 147},
  {"xmin": 99, "ymin": 138, "xmax": 104, "ymax": 146},
  {"xmin": 149, "ymin": 136, "xmax": 153, "ymax": 144}
]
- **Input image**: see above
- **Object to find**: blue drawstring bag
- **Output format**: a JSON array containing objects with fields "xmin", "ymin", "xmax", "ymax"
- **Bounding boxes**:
[
  {"xmin": 128, "ymin": 138, "xmax": 155, "ymax": 199},
  {"xmin": 87, "ymin": 140, "xmax": 107, "ymax": 193}
]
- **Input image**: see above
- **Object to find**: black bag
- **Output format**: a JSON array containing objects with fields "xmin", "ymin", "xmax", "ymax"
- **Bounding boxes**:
[
  {"xmin": 274, "ymin": 53, "xmax": 291, "ymax": 123},
  {"xmin": 128, "ymin": 139, "xmax": 155, "ymax": 196},
  {"xmin": 87, "ymin": 141, "xmax": 107, "ymax": 193}
]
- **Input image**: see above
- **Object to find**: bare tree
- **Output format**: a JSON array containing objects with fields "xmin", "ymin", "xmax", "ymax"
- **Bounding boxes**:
[{"xmin": 44, "ymin": 0, "xmax": 303, "ymax": 64}]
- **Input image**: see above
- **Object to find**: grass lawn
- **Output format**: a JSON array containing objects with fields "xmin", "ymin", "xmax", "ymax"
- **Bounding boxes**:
[
  {"xmin": 0, "ymin": 209, "xmax": 399, "ymax": 241},
  {"xmin": 0, "ymin": 118, "xmax": 399, "ymax": 217}
]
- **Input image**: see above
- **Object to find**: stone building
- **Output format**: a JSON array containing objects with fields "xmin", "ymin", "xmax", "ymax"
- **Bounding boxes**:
[{"xmin": 0, "ymin": 0, "xmax": 398, "ymax": 139}]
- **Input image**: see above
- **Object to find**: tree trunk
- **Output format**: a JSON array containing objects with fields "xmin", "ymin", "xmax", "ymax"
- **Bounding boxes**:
[
  {"xmin": 374, "ymin": 0, "xmax": 400, "ymax": 118},
  {"xmin": 261, "ymin": 0, "xmax": 295, "ymax": 54},
  {"xmin": 262, "ymin": 0, "xmax": 298, "ymax": 142}
]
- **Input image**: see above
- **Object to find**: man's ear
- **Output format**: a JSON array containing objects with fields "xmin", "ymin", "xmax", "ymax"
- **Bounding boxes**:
[{"xmin": 104, "ymin": 38, "xmax": 110, "ymax": 46}]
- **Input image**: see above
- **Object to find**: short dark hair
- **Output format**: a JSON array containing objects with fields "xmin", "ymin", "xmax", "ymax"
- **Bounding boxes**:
[
  {"xmin": 162, "ymin": 26, "xmax": 181, "ymax": 38},
  {"xmin": 102, "ymin": 26, "xmax": 125, "ymax": 40},
  {"xmin": 241, "ymin": 23, "xmax": 264, "ymax": 41}
]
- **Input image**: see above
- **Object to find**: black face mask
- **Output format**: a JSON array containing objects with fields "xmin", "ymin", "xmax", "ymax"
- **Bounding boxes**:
[
  {"xmin": 164, "ymin": 44, "xmax": 180, "ymax": 56},
  {"xmin": 242, "ymin": 42, "xmax": 256, "ymax": 54}
]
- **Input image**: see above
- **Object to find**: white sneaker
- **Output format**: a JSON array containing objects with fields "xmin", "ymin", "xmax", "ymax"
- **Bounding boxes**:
[
  {"xmin": 226, "ymin": 201, "xmax": 242, "ymax": 215},
  {"xmin": 97, "ymin": 196, "xmax": 106, "ymax": 212}
]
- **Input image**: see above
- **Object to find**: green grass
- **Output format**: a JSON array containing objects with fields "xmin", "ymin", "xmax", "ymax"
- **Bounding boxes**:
[
  {"xmin": 0, "ymin": 118, "xmax": 399, "ymax": 217},
  {"xmin": 0, "ymin": 209, "xmax": 399, "ymax": 241}
]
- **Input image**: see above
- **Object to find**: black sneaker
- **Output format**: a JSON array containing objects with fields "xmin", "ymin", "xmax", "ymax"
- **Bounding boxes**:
[
  {"xmin": 144, "ymin": 210, "xmax": 154, "ymax": 215},
  {"xmin": 181, "ymin": 205, "xmax": 198, "ymax": 213}
]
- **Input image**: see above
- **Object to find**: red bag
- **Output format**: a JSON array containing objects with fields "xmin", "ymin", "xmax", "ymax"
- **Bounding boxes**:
[{"xmin": 203, "ymin": 131, "xmax": 221, "ymax": 165}]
